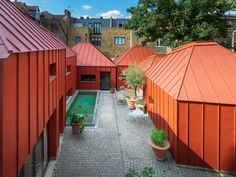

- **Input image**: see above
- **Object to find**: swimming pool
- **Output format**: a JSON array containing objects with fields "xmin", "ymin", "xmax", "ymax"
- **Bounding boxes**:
[{"xmin": 66, "ymin": 90, "xmax": 98, "ymax": 126}]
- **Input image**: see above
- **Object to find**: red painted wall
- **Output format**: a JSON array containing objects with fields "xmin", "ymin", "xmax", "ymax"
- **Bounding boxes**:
[
  {"xmin": 145, "ymin": 78, "xmax": 236, "ymax": 173},
  {"xmin": 66, "ymin": 56, "xmax": 77, "ymax": 96},
  {"xmin": 77, "ymin": 66, "xmax": 116, "ymax": 90},
  {"xmin": 0, "ymin": 49, "xmax": 66, "ymax": 177}
]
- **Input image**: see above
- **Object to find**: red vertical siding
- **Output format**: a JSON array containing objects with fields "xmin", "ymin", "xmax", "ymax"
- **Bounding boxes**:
[
  {"xmin": 38, "ymin": 52, "xmax": 44, "ymax": 136},
  {"xmin": 188, "ymin": 103, "xmax": 203, "ymax": 167},
  {"xmin": 204, "ymin": 104, "xmax": 219, "ymax": 169},
  {"xmin": 18, "ymin": 53, "xmax": 30, "ymax": 170},
  {"xmin": 2, "ymin": 55, "xmax": 18, "ymax": 177},
  {"xmin": 77, "ymin": 66, "xmax": 116, "ymax": 90},
  {"xmin": 29, "ymin": 52, "xmax": 38, "ymax": 150},
  {"xmin": 177, "ymin": 102, "xmax": 188, "ymax": 164},
  {"xmin": 220, "ymin": 106, "xmax": 235, "ymax": 172}
]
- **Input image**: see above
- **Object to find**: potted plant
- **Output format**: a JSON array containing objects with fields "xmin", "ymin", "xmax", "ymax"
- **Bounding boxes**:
[
  {"xmin": 110, "ymin": 88, "xmax": 116, "ymax": 94},
  {"xmin": 124, "ymin": 89, "xmax": 136, "ymax": 109},
  {"xmin": 122, "ymin": 64, "xmax": 145, "ymax": 98},
  {"xmin": 135, "ymin": 100, "xmax": 145, "ymax": 110},
  {"xmin": 149, "ymin": 128, "xmax": 170, "ymax": 161},
  {"xmin": 70, "ymin": 110, "xmax": 85, "ymax": 134}
]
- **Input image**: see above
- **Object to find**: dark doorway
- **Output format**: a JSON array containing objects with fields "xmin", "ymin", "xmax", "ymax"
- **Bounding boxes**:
[{"xmin": 100, "ymin": 72, "xmax": 110, "ymax": 90}]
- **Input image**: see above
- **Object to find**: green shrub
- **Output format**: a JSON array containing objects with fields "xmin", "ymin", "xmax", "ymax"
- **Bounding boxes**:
[
  {"xmin": 135, "ymin": 100, "xmax": 144, "ymax": 106},
  {"xmin": 125, "ymin": 166, "xmax": 155, "ymax": 177},
  {"xmin": 150, "ymin": 128, "xmax": 166, "ymax": 147},
  {"xmin": 124, "ymin": 89, "xmax": 135, "ymax": 100}
]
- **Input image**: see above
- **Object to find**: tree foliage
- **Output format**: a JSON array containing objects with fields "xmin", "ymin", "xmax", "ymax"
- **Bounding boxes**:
[
  {"xmin": 122, "ymin": 65, "xmax": 145, "ymax": 95},
  {"xmin": 125, "ymin": 0, "xmax": 236, "ymax": 48}
]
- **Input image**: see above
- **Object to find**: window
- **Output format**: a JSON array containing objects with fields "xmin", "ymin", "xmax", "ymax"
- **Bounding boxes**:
[
  {"xmin": 75, "ymin": 36, "xmax": 81, "ymax": 44},
  {"xmin": 81, "ymin": 75, "xmax": 96, "ymax": 82},
  {"xmin": 74, "ymin": 22, "xmax": 83, "ymax": 27},
  {"xmin": 114, "ymin": 37, "xmax": 125, "ymax": 45},
  {"xmin": 94, "ymin": 22, "xmax": 102, "ymax": 34},
  {"xmin": 118, "ymin": 22, "xmax": 123, "ymax": 28},
  {"xmin": 156, "ymin": 38, "xmax": 162, "ymax": 47},
  {"xmin": 66, "ymin": 65, "xmax": 71, "ymax": 74},
  {"xmin": 49, "ymin": 63, "xmax": 56, "ymax": 81},
  {"xmin": 88, "ymin": 23, "xmax": 93, "ymax": 28},
  {"xmin": 91, "ymin": 37, "xmax": 101, "ymax": 46},
  {"xmin": 227, "ymin": 21, "xmax": 233, "ymax": 30}
]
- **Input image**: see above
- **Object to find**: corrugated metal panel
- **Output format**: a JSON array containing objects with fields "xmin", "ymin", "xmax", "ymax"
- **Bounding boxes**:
[
  {"xmin": 114, "ymin": 45, "xmax": 155, "ymax": 66},
  {"xmin": 138, "ymin": 54, "xmax": 164, "ymax": 72},
  {"xmin": 147, "ymin": 41, "xmax": 236, "ymax": 105},
  {"xmin": 65, "ymin": 46, "xmax": 76, "ymax": 58},
  {"xmin": 72, "ymin": 42, "xmax": 115, "ymax": 67},
  {"xmin": 0, "ymin": 0, "xmax": 65, "ymax": 59}
]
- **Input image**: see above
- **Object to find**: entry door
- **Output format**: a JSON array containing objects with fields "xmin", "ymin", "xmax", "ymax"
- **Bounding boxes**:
[{"xmin": 100, "ymin": 72, "xmax": 110, "ymax": 90}]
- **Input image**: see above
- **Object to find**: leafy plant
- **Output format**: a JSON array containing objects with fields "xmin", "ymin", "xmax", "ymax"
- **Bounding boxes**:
[
  {"xmin": 125, "ymin": 166, "xmax": 155, "ymax": 177},
  {"xmin": 150, "ymin": 128, "xmax": 166, "ymax": 147},
  {"xmin": 135, "ymin": 100, "xmax": 144, "ymax": 106},
  {"xmin": 122, "ymin": 65, "xmax": 145, "ymax": 96},
  {"xmin": 124, "ymin": 89, "xmax": 136, "ymax": 100},
  {"xmin": 110, "ymin": 88, "xmax": 116, "ymax": 93},
  {"xmin": 70, "ymin": 108, "xmax": 86, "ymax": 133}
]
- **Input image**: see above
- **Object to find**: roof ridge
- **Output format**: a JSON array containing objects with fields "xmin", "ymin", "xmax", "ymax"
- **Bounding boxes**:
[
  {"xmin": 176, "ymin": 46, "xmax": 195, "ymax": 100},
  {"xmin": 115, "ymin": 45, "xmax": 140, "ymax": 65}
]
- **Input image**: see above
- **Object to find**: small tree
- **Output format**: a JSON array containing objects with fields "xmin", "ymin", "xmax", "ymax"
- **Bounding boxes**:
[{"xmin": 122, "ymin": 65, "xmax": 145, "ymax": 96}]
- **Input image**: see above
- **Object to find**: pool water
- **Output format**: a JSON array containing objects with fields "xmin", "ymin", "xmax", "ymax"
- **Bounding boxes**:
[{"xmin": 66, "ymin": 93, "xmax": 97, "ymax": 125}]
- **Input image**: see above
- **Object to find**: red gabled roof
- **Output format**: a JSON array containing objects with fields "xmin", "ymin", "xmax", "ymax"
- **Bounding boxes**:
[
  {"xmin": 72, "ymin": 42, "xmax": 115, "ymax": 67},
  {"xmin": 138, "ymin": 54, "xmax": 164, "ymax": 72},
  {"xmin": 65, "ymin": 46, "xmax": 76, "ymax": 58},
  {"xmin": 114, "ymin": 45, "xmax": 155, "ymax": 66},
  {"xmin": 0, "ymin": 0, "xmax": 65, "ymax": 59},
  {"xmin": 146, "ymin": 41, "xmax": 236, "ymax": 105}
]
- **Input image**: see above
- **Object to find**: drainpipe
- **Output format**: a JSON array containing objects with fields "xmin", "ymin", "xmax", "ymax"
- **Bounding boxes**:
[{"xmin": 232, "ymin": 29, "xmax": 236, "ymax": 52}]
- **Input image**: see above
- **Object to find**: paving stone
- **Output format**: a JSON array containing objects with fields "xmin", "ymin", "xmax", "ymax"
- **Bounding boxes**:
[{"xmin": 52, "ymin": 92, "xmax": 231, "ymax": 177}]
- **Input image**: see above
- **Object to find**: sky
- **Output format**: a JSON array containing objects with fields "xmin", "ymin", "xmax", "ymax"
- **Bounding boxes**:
[{"xmin": 15, "ymin": 0, "xmax": 138, "ymax": 18}]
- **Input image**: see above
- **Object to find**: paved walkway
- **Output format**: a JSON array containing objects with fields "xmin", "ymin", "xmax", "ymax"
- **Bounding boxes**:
[{"xmin": 52, "ymin": 92, "xmax": 226, "ymax": 177}]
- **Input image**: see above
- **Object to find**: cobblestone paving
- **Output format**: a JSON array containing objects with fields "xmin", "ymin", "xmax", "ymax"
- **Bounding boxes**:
[{"xmin": 52, "ymin": 92, "xmax": 229, "ymax": 177}]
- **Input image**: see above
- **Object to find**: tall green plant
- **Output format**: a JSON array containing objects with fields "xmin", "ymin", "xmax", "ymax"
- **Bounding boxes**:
[{"xmin": 122, "ymin": 65, "xmax": 145, "ymax": 96}]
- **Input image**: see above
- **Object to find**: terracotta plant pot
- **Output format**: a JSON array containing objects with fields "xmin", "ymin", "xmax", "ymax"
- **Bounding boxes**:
[
  {"xmin": 72, "ymin": 123, "xmax": 80, "ymax": 134},
  {"xmin": 126, "ymin": 98, "xmax": 135, "ymax": 109},
  {"xmin": 149, "ymin": 139, "xmax": 170, "ymax": 161},
  {"xmin": 135, "ymin": 104, "xmax": 145, "ymax": 111},
  {"xmin": 110, "ymin": 89, "xmax": 116, "ymax": 94}
]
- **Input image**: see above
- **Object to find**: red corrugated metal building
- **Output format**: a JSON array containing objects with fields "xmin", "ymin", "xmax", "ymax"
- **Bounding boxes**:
[
  {"xmin": 137, "ymin": 54, "xmax": 164, "ymax": 73},
  {"xmin": 72, "ymin": 42, "xmax": 116, "ymax": 90},
  {"xmin": 114, "ymin": 45, "xmax": 155, "ymax": 89},
  {"xmin": 0, "ymin": 0, "xmax": 67, "ymax": 176},
  {"xmin": 65, "ymin": 46, "xmax": 77, "ymax": 96},
  {"xmin": 145, "ymin": 41, "xmax": 236, "ymax": 173}
]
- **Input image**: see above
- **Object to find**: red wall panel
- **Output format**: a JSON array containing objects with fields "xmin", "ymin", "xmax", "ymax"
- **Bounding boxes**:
[
  {"xmin": 117, "ymin": 66, "xmax": 127, "ymax": 89},
  {"xmin": 188, "ymin": 103, "xmax": 203, "ymax": 167},
  {"xmin": 0, "ymin": 49, "xmax": 66, "ymax": 177},
  {"xmin": 2, "ymin": 55, "xmax": 18, "ymax": 177},
  {"xmin": 77, "ymin": 66, "xmax": 116, "ymax": 90},
  {"xmin": 29, "ymin": 52, "xmax": 38, "ymax": 150},
  {"xmin": 38, "ymin": 52, "xmax": 44, "ymax": 136},
  {"xmin": 18, "ymin": 53, "xmax": 30, "ymax": 170},
  {"xmin": 177, "ymin": 102, "xmax": 188, "ymax": 164},
  {"xmin": 204, "ymin": 104, "xmax": 219, "ymax": 169},
  {"xmin": 220, "ymin": 106, "xmax": 235, "ymax": 172}
]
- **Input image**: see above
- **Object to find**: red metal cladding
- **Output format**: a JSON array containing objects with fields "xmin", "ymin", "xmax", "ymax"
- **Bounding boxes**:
[
  {"xmin": 138, "ymin": 54, "xmax": 164, "ymax": 73},
  {"xmin": 0, "ymin": 0, "xmax": 65, "ymax": 59},
  {"xmin": 72, "ymin": 42, "xmax": 115, "ymax": 67},
  {"xmin": 114, "ymin": 45, "xmax": 155, "ymax": 66},
  {"xmin": 146, "ymin": 41, "xmax": 236, "ymax": 173},
  {"xmin": 146, "ymin": 42, "xmax": 236, "ymax": 105}
]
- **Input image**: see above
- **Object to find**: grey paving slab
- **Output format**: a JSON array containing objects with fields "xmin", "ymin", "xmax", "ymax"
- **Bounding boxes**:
[{"xmin": 52, "ymin": 92, "xmax": 230, "ymax": 177}]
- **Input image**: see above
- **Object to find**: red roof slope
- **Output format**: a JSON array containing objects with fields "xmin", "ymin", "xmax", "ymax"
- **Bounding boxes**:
[
  {"xmin": 72, "ymin": 42, "xmax": 115, "ymax": 67},
  {"xmin": 65, "ymin": 46, "xmax": 76, "ymax": 58},
  {"xmin": 138, "ymin": 54, "xmax": 164, "ymax": 72},
  {"xmin": 114, "ymin": 45, "xmax": 155, "ymax": 66},
  {"xmin": 0, "ymin": 0, "xmax": 65, "ymax": 59},
  {"xmin": 146, "ymin": 42, "xmax": 236, "ymax": 105}
]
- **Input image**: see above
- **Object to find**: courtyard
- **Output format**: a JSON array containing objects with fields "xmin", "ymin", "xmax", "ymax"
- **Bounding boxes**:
[{"xmin": 52, "ymin": 92, "xmax": 225, "ymax": 177}]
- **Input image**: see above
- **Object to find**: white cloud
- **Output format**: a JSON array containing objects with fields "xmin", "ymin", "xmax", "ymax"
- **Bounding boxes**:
[
  {"xmin": 82, "ymin": 5, "xmax": 92, "ymax": 11},
  {"xmin": 99, "ymin": 10, "xmax": 124, "ymax": 18}
]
